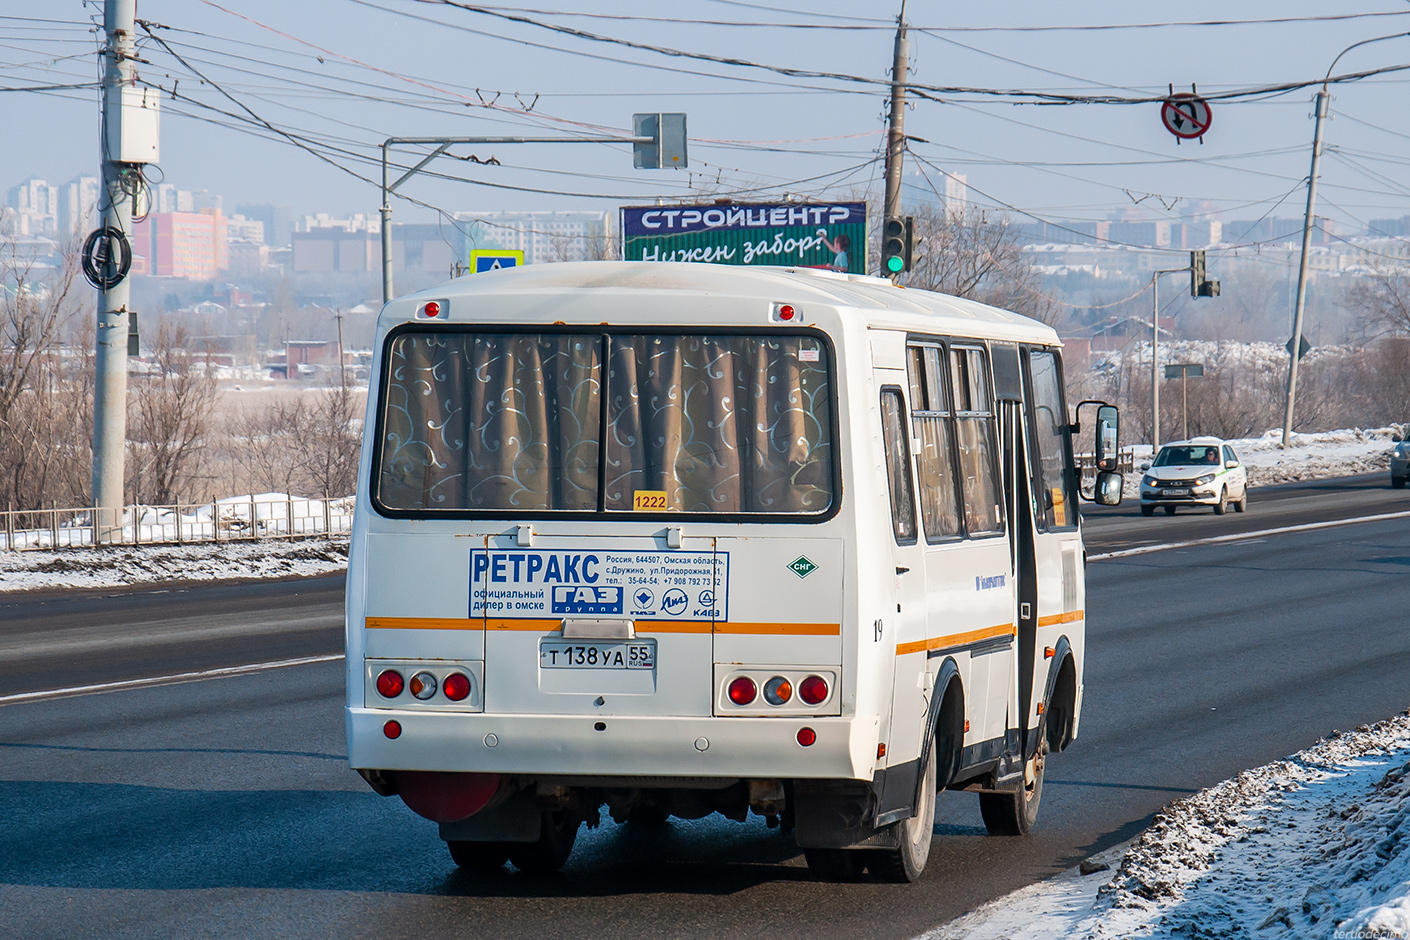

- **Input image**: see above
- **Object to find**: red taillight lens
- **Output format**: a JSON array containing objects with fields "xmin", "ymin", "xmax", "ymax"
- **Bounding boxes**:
[
  {"xmin": 778, "ymin": 304, "xmax": 795, "ymax": 321},
  {"xmin": 763, "ymin": 676, "xmax": 792, "ymax": 705},
  {"xmin": 423, "ymin": 300, "xmax": 441, "ymax": 318},
  {"xmin": 376, "ymin": 669, "xmax": 404, "ymax": 698},
  {"xmin": 797, "ymin": 727, "xmax": 816, "ymax": 747},
  {"xmin": 727, "ymin": 676, "xmax": 757, "ymax": 706},
  {"xmin": 443, "ymin": 672, "xmax": 471, "ymax": 702},
  {"xmin": 383, "ymin": 720, "xmax": 402, "ymax": 739},
  {"xmin": 799, "ymin": 675, "xmax": 829, "ymax": 705}
]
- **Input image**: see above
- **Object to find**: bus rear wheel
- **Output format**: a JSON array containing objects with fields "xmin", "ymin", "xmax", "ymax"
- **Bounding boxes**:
[
  {"xmin": 447, "ymin": 840, "xmax": 511, "ymax": 871},
  {"xmin": 508, "ymin": 810, "xmax": 579, "ymax": 873},
  {"xmin": 979, "ymin": 748, "xmax": 1044, "ymax": 836},
  {"xmin": 868, "ymin": 740, "xmax": 936, "ymax": 883}
]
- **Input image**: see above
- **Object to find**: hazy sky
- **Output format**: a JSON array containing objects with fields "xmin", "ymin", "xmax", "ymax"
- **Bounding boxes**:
[{"xmin": 8, "ymin": 1, "xmax": 1410, "ymax": 242}]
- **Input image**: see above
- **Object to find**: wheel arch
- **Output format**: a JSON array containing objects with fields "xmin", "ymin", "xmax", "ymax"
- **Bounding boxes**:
[{"xmin": 1041, "ymin": 636, "xmax": 1079, "ymax": 753}]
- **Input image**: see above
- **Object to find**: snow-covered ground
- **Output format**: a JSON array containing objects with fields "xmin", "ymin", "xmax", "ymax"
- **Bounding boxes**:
[{"xmin": 924, "ymin": 714, "xmax": 1410, "ymax": 940}]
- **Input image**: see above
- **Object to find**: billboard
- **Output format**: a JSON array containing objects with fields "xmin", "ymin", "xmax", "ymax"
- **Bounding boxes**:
[{"xmin": 620, "ymin": 201, "xmax": 867, "ymax": 274}]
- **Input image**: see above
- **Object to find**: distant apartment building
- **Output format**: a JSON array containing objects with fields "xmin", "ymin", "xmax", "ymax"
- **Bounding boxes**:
[
  {"xmin": 226, "ymin": 214, "xmax": 265, "ymax": 243},
  {"xmin": 4, "ymin": 176, "xmax": 59, "ymax": 236},
  {"xmin": 131, "ymin": 209, "xmax": 228, "ymax": 279},
  {"xmin": 292, "ymin": 214, "xmax": 455, "ymax": 275},
  {"xmin": 452, "ymin": 210, "xmax": 614, "ymax": 264},
  {"xmin": 235, "ymin": 202, "xmax": 294, "ymax": 246}
]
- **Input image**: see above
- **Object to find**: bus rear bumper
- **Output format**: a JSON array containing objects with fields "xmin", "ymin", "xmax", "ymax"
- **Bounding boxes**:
[{"xmin": 347, "ymin": 708, "xmax": 877, "ymax": 782}]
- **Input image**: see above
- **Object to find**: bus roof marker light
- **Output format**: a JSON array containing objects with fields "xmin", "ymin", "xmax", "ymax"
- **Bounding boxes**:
[
  {"xmin": 772, "ymin": 303, "xmax": 803, "ymax": 323},
  {"xmin": 422, "ymin": 300, "xmax": 441, "ymax": 318}
]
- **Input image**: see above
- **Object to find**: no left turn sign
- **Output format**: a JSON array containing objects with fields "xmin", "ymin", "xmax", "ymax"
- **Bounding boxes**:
[{"xmin": 1161, "ymin": 94, "xmax": 1212, "ymax": 140}]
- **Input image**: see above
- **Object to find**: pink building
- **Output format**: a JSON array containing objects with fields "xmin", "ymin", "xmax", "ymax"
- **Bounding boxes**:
[{"xmin": 132, "ymin": 209, "xmax": 227, "ymax": 279}]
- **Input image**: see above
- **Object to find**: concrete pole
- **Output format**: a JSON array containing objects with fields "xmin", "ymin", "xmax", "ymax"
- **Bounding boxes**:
[
  {"xmin": 92, "ymin": 0, "xmax": 137, "ymax": 541},
  {"xmin": 1281, "ymin": 87, "xmax": 1330, "ymax": 448},
  {"xmin": 881, "ymin": 0, "xmax": 909, "ymax": 226}
]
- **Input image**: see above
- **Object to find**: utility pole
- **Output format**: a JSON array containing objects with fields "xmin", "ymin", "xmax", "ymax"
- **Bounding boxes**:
[
  {"xmin": 1281, "ymin": 88, "xmax": 1329, "ymax": 448},
  {"xmin": 882, "ymin": 0, "xmax": 910, "ymax": 228},
  {"xmin": 92, "ymin": 0, "xmax": 138, "ymax": 540},
  {"xmin": 334, "ymin": 308, "xmax": 346, "ymax": 390}
]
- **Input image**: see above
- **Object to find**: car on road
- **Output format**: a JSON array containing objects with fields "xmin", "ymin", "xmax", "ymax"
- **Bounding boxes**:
[
  {"xmin": 1139, "ymin": 436, "xmax": 1248, "ymax": 516},
  {"xmin": 1393, "ymin": 439, "xmax": 1409, "ymax": 489}
]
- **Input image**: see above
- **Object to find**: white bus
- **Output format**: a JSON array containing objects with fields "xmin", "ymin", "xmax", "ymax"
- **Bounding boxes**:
[{"xmin": 346, "ymin": 261, "xmax": 1122, "ymax": 882}]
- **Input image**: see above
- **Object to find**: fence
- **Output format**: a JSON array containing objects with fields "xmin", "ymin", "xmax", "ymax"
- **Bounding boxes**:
[{"xmin": 1, "ymin": 495, "xmax": 354, "ymax": 552}]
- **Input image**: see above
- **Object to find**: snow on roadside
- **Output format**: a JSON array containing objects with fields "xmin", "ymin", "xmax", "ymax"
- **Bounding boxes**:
[
  {"xmin": 922, "ymin": 713, "xmax": 1410, "ymax": 940},
  {"xmin": 0, "ymin": 536, "xmax": 349, "ymax": 593}
]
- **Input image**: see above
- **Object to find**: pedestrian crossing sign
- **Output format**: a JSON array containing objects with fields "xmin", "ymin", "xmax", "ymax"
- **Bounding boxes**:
[{"xmin": 469, "ymin": 249, "xmax": 524, "ymax": 273}]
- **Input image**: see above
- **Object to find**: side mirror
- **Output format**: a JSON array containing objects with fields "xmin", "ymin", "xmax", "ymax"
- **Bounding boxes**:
[
  {"xmin": 1095, "ymin": 404, "xmax": 1119, "ymax": 473},
  {"xmin": 1225, "ymin": 460, "xmax": 1238, "ymax": 469},
  {"xmin": 1093, "ymin": 471, "xmax": 1123, "ymax": 506}
]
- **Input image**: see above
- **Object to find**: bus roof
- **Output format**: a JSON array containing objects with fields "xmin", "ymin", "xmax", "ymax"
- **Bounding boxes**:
[{"xmin": 384, "ymin": 261, "xmax": 1062, "ymax": 346}]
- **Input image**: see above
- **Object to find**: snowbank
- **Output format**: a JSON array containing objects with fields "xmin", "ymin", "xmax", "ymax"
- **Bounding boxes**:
[{"xmin": 924, "ymin": 714, "xmax": 1410, "ymax": 940}]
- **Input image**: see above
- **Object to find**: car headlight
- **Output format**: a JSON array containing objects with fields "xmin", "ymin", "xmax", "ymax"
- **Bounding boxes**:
[
  {"xmin": 1396, "ymin": 444, "xmax": 1410, "ymax": 457},
  {"xmin": 1195, "ymin": 473, "xmax": 1216, "ymax": 485},
  {"xmin": 1142, "ymin": 475, "xmax": 1157, "ymax": 487}
]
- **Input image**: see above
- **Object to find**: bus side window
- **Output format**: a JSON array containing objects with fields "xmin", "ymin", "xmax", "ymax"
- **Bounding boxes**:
[
  {"xmin": 880, "ymin": 388, "xmax": 918, "ymax": 544},
  {"xmin": 1027, "ymin": 348, "xmax": 1078, "ymax": 529},
  {"xmin": 906, "ymin": 345, "xmax": 962, "ymax": 540},
  {"xmin": 951, "ymin": 346, "xmax": 1004, "ymax": 536}
]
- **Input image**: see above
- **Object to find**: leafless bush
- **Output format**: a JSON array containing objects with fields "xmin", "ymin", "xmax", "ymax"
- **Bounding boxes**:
[
  {"xmin": 215, "ymin": 386, "xmax": 364, "ymax": 499},
  {"xmin": 300, "ymin": 386, "xmax": 363, "ymax": 498}
]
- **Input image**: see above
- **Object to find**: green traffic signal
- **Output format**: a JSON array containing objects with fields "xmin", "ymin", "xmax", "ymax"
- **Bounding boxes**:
[{"xmin": 886, "ymin": 255, "xmax": 905, "ymax": 273}]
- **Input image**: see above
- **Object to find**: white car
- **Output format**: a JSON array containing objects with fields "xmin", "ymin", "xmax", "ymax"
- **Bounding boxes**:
[{"xmin": 1139, "ymin": 437, "xmax": 1249, "ymax": 516}]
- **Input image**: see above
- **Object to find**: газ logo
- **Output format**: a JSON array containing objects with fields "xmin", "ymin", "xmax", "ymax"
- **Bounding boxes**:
[{"xmin": 551, "ymin": 585, "xmax": 624, "ymax": 615}]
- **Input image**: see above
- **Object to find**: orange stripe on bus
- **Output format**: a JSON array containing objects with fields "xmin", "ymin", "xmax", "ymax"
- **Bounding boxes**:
[
  {"xmin": 486, "ymin": 619, "xmax": 560, "ymax": 632},
  {"xmin": 714, "ymin": 622, "xmax": 841, "ymax": 636},
  {"xmin": 477, "ymin": 619, "xmax": 840, "ymax": 636},
  {"xmin": 365, "ymin": 617, "xmax": 479, "ymax": 631},
  {"xmin": 1038, "ymin": 610, "xmax": 1084, "ymax": 627},
  {"xmin": 895, "ymin": 623, "xmax": 1015, "ymax": 657}
]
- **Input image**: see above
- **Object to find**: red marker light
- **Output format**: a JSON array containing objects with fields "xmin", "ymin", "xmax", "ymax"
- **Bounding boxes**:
[
  {"xmin": 375, "ymin": 669, "xmax": 404, "ymax": 698},
  {"xmin": 423, "ymin": 300, "xmax": 441, "ymax": 318},
  {"xmin": 778, "ymin": 304, "xmax": 796, "ymax": 321},
  {"xmin": 443, "ymin": 672, "xmax": 471, "ymax": 702},
  {"xmin": 728, "ymin": 676, "xmax": 757, "ymax": 706},
  {"xmin": 797, "ymin": 727, "xmax": 816, "ymax": 747},
  {"xmin": 383, "ymin": 720, "xmax": 402, "ymax": 739},
  {"xmin": 799, "ymin": 675, "xmax": 829, "ymax": 705}
]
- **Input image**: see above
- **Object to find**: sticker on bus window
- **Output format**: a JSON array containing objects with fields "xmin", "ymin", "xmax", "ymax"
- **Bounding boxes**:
[
  {"xmin": 1051, "ymin": 486, "xmax": 1068, "ymax": 526},
  {"xmin": 633, "ymin": 490, "xmax": 668, "ymax": 512},
  {"xmin": 799, "ymin": 348, "xmax": 820, "ymax": 362}
]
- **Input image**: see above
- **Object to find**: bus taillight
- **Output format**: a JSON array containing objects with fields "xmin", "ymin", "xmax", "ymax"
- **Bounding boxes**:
[
  {"xmin": 376, "ymin": 669, "xmax": 404, "ymax": 698},
  {"xmin": 728, "ymin": 676, "xmax": 757, "ymax": 706},
  {"xmin": 443, "ymin": 672, "xmax": 471, "ymax": 702},
  {"xmin": 799, "ymin": 675, "xmax": 829, "ymax": 705}
]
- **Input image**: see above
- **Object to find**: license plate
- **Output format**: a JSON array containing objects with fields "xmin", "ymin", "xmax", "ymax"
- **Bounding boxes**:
[
  {"xmin": 1161, "ymin": 487, "xmax": 1190, "ymax": 496},
  {"xmin": 540, "ymin": 639, "xmax": 656, "ymax": 670}
]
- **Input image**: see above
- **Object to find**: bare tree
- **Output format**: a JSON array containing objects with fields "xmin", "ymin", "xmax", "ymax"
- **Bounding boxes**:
[
  {"xmin": 299, "ymin": 386, "xmax": 363, "ymax": 498},
  {"xmin": 0, "ymin": 240, "xmax": 87, "ymax": 512},
  {"xmin": 1347, "ymin": 266, "xmax": 1410, "ymax": 336},
  {"xmin": 225, "ymin": 398, "xmax": 309, "ymax": 495},
  {"xmin": 902, "ymin": 204, "xmax": 1060, "ymax": 326},
  {"xmin": 126, "ymin": 323, "xmax": 219, "ymax": 504}
]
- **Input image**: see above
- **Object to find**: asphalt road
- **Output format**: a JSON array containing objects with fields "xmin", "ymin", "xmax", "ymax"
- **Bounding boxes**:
[{"xmin": 1, "ymin": 474, "xmax": 1407, "ymax": 940}]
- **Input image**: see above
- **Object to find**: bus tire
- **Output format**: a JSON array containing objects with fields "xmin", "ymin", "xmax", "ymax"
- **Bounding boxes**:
[
  {"xmin": 979, "ymin": 747, "xmax": 1045, "ymax": 836},
  {"xmin": 868, "ymin": 739, "xmax": 936, "ymax": 883},
  {"xmin": 803, "ymin": 848, "xmax": 867, "ymax": 882},
  {"xmin": 508, "ymin": 810, "xmax": 579, "ymax": 873},
  {"xmin": 447, "ymin": 839, "xmax": 511, "ymax": 871}
]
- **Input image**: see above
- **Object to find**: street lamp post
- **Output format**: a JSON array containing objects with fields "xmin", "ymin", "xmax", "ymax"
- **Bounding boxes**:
[
  {"xmin": 1149, "ymin": 267, "xmax": 1190, "ymax": 451},
  {"xmin": 1282, "ymin": 31, "xmax": 1410, "ymax": 447}
]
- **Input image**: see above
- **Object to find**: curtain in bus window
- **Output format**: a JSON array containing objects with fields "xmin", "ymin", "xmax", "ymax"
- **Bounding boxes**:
[
  {"xmin": 1028, "ymin": 349, "xmax": 1075, "ymax": 528},
  {"xmin": 880, "ymin": 389, "xmax": 917, "ymax": 543},
  {"xmin": 951, "ymin": 347, "xmax": 1004, "ymax": 536},
  {"xmin": 907, "ymin": 345, "xmax": 961, "ymax": 540},
  {"xmin": 604, "ymin": 335, "xmax": 833, "ymax": 514},
  {"xmin": 377, "ymin": 332, "xmax": 600, "ymax": 511}
]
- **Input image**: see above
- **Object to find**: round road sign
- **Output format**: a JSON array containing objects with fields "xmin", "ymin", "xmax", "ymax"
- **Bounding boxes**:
[{"xmin": 1161, "ymin": 94, "xmax": 1212, "ymax": 140}]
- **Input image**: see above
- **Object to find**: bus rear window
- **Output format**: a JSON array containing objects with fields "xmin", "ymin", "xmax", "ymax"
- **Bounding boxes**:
[{"xmin": 374, "ymin": 330, "xmax": 835, "ymax": 517}]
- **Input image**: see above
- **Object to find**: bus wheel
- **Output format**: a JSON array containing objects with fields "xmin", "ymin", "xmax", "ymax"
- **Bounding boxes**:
[
  {"xmin": 508, "ymin": 810, "xmax": 579, "ymax": 873},
  {"xmin": 447, "ymin": 840, "xmax": 511, "ymax": 871},
  {"xmin": 979, "ymin": 747, "xmax": 1045, "ymax": 836},
  {"xmin": 803, "ymin": 848, "xmax": 867, "ymax": 882},
  {"xmin": 868, "ymin": 741, "xmax": 936, "ymax": 883}
]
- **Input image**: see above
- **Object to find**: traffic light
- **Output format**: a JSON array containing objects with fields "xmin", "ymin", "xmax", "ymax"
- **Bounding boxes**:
[
  {"xmin": 882, "ymin": 216, "xmax": 913, "ymax": 274},
  {"xmin": 1190, "ymin": 249, "xmax": 1219, "ymax": 298}
]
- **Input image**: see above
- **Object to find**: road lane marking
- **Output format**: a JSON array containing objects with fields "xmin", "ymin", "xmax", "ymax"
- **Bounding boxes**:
[
  {"xmin": 1088, "ymin": 509, "xmax": 1410, "ymax": 561},
  {"xmin": 0, "ymin": 653, "xmax": 344, "ymax": 706}
]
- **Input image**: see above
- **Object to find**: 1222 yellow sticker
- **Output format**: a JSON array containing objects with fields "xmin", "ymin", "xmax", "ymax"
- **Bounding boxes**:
[{"xmin": 632, "ymin": 490, "xmax": 668, "ymax": 511}]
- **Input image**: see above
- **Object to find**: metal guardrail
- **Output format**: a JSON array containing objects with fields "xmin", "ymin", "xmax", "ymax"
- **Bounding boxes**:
[{"xmin": 1, "ymin": 495, "xmax": 354, "ymax": 552}]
